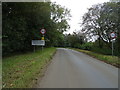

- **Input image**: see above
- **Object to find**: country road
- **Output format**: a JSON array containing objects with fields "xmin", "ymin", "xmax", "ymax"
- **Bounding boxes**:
[{"xmin": 36, "ymin": 48, "xmax": 118, "ymax": 88}]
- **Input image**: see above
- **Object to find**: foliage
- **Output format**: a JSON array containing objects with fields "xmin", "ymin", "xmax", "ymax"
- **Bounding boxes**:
[
  {"xmin": 73, "ymin": 42, "xmax": 93, "ymax": 50},
  {"xmin": 82, "ymin": 2, "xmax": 119, "ymax": 43},
  {"xmin": 2, "ymin": 2, "xmax": 71, "ymax": 56},
  {"xmin": 81, "ymin": 2, "xmax": 120, "ymax": 56},
  {"xmin": 80, "ymin": 42, "xmax": 93, "ymax": 50},
  {"xmin": 64, "ymin": 32, "xmax": 85, "ymax": 47}
]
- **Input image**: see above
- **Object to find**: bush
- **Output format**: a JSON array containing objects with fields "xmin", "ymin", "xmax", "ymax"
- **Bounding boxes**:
[
  {"xmin": 80, "ymin": 42, "xmax": 93, "ymax": 50},
  {"xmin": 73, "ymin": 43, "xmax": 81, "ymax": 48},
  {"xmin": 73, "ymin": 42, "xmax": 93, "ymax": 51},
  {"xmin": 91, "ymin": 47, "xmax": 112, "ymax": 55}
]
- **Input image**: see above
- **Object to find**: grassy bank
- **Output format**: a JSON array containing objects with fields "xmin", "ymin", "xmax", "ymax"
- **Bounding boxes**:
[
  {"xmin": 72, "ymin": 48, "xmax": 120, "ymax": 68},
  {"xmin": 2, "ymin": 47, "xmax": 56, "ymax": 88}
]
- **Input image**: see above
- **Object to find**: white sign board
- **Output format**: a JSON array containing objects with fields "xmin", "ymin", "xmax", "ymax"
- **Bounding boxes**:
[{"xmin": 32, "ymin": 40, "xmax": 45, "ymax": 46}]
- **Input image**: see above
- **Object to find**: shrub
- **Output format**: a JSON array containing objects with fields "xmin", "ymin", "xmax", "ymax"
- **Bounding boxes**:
[{"xmin": 81, "ymin": 42, "xmax": 93, "ymax": 50}]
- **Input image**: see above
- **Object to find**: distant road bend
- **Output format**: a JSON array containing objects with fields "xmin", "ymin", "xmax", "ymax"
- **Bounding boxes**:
[{"xmin": 36, "ymin": 48, "xmax": 118, "ymax": 88}]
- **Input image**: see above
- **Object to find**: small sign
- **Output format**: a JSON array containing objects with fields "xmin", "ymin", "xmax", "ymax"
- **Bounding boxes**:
[
  {"xmin": 110, "ymin": 32, "xmax": 116, "ymax": 39},
  {"xmin": 32, "ymin": 40, "xmax": 45, "ymax": 46},
  {"xmin": 40, "ymin": 29, "xmax": 46, "ymax": 34},
  {"xmin": 41, "ymin": 37, "xmax": 44, "ymax": 40}
]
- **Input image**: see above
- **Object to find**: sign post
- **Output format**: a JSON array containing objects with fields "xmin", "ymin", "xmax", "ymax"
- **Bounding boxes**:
[
  {"xmin": 110, "ymin": 32, "xmax": 116, "ymax": 56},
  {"xmin": 112, "ymin": 40, "xmax": 113, "ymax": 56},
  {"xmin": 32, "ymin": 28, "xmax": 46, "ymax": 52},
  {"xmin": 40, "ymin": 28, "xmax": 46, "ymax": 51},
  {"xmin": 34, "ymin": 45, "xmax": 35, "ymax": 52},
  {"xmin": 32, "ymin": 40, "xmax": 45, "ymax": 52}
]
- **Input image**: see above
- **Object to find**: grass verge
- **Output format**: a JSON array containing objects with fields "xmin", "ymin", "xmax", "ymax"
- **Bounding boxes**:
[
  {"xmin": 2, "ymin": 47, "xmax": 56, "ymax": 88},
  {"xmin": 72, "ymin": 48, "xmax": 120, "ymax": 68}
]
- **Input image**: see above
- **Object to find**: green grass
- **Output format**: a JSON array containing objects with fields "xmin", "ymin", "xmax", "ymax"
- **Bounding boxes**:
[
  {"xmin": 72, "ymin": 48, "xmax": 120, "ymax": 68},
  {"xmin": 2, "ymin": 47, "xmax": 56, "ymax": 88}
]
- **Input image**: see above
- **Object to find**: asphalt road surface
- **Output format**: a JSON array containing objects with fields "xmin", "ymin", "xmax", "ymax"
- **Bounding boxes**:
[{"xmin": 36, "ymin": 48, "xmax": 118, "ymax": 88}]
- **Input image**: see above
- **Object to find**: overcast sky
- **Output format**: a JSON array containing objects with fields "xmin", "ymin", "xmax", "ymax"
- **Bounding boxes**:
[{"xmin": 51, "ymin": 0, "xmax": 110, "ymax": 34}]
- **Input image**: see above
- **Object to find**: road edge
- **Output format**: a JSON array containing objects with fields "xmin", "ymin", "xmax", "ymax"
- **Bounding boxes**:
[{"xmin": 32, "ymin": 49, "xmax": 57, "ymax": 88}]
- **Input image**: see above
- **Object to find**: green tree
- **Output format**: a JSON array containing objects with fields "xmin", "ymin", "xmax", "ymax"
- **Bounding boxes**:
[
  {"xmin": 81, "ymin": 2, "xmax": 120, "ymax": 55},
  {"xmin": 2, "ymin": 2, "xmax": 71, "ymax": 56},
  {"xmin": 64, "ymin": 32, "xmax": 85, "ymax": 48}
]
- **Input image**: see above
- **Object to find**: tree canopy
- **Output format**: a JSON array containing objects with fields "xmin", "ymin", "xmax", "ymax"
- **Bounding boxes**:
[
  {"xmin": 81, "ymin": 2, "xmax": 120, "ymax": 56},
  {"xmin": 2, "ymin": 2, "xmax": 71, "ymax": 56}
]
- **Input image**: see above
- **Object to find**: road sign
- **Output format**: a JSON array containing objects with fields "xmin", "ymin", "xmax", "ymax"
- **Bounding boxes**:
[
  {"xmin": 40, "ymin": 29, "xmax": 46, "ymax": 34},
  {"xmin": 110, "ymin": 32, "xmax": 116, "ymax": 39},
  {"xmin": 110, "ymin": 32, "xmax": 116, "ymax": 56},
  {"xmin": 41, "ymin": 37, "xmax": 44, "ymax": 40},
  {"xmin": 32, "ymin": 40, "xmax": 45, "ymax": 46}
]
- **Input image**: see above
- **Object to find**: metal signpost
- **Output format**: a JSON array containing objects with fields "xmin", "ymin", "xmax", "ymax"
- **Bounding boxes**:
[
  {"xmin": 110, "ymin": 32, "xmax": 116, "ymax": 56},
  {"xmin": 40, "ymin": 28, "xmax": 46, "ymax": 51},
  {"xmin": 32, "ymin": 28, "xmax": 46, "ymax": 52}
]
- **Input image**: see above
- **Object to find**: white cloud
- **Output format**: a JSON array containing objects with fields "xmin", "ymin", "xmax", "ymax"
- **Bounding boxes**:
[{"xmin": 51, "ymin": 0, "xmax": 110, "ymax": 34}]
